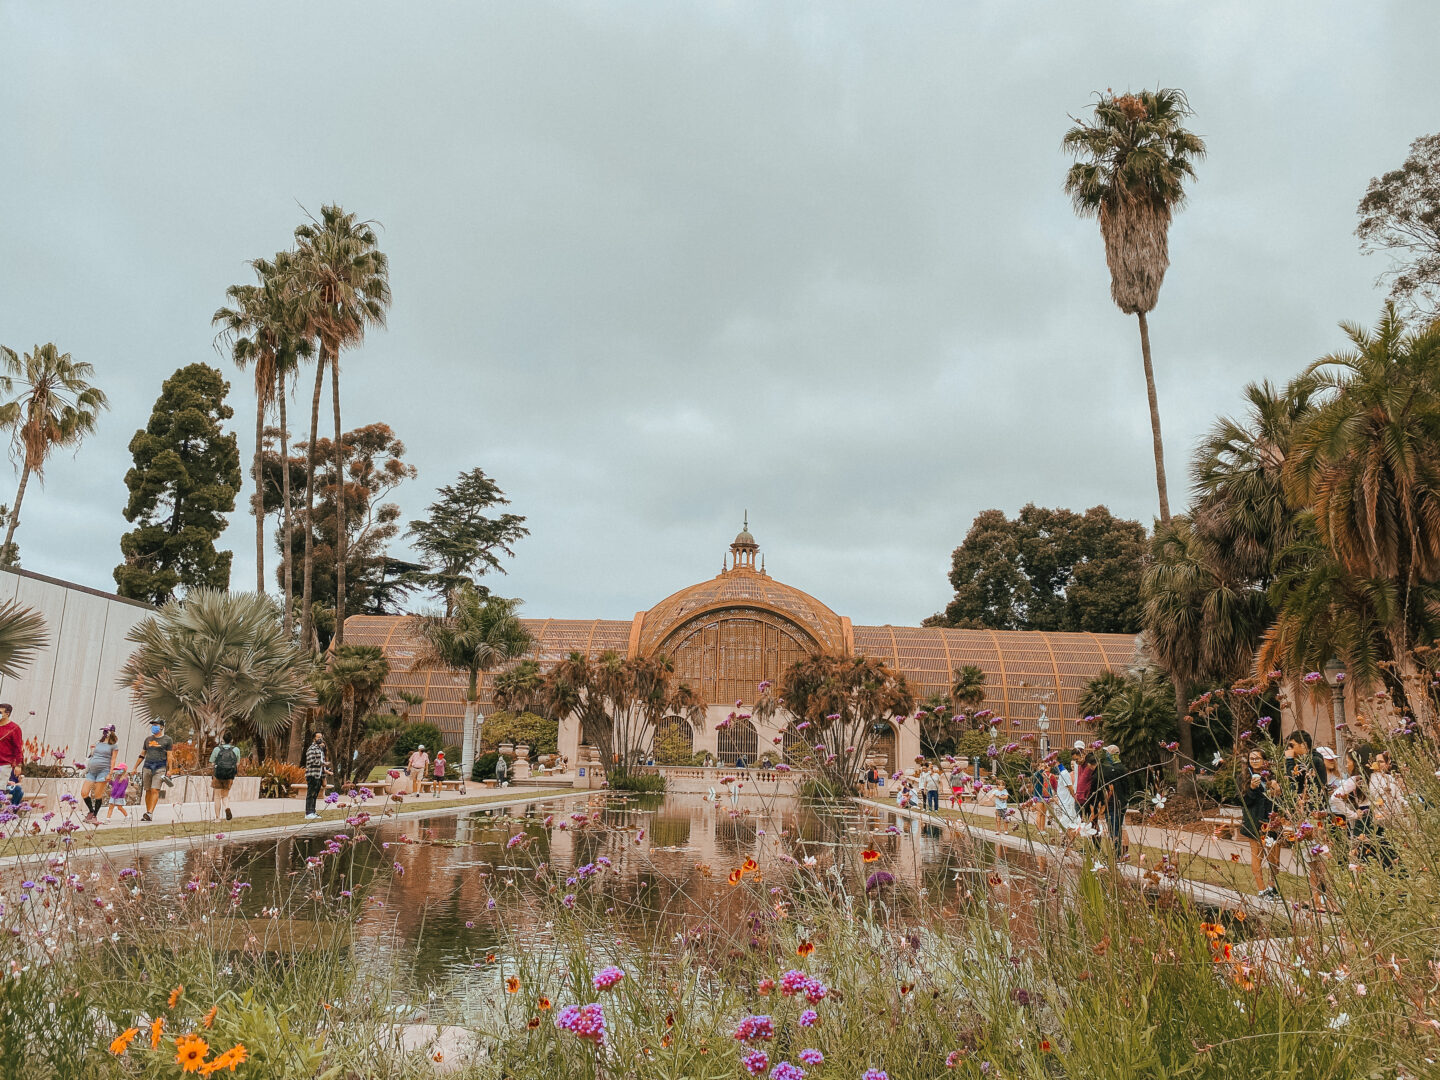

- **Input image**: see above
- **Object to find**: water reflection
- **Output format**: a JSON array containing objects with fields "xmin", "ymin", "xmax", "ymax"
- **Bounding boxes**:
[{"xmin": 130, "ymin": 794, "xmax": 1056, "ymax": 986}]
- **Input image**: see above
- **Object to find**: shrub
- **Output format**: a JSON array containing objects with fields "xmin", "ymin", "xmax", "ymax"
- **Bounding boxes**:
[
  {"xmin": 609, "ymin": 772, "xmax": 666, "ymax": 793},
  {"xmin": 479, "ymin": 711, "xmax": 558, "ymax": 756},
  {"xmin": 256, "ymin": 760, "xmax": 304, "ymax": 799},
  {"xmin": 472, "ymin": 752, "xmax": 500, "ymax": 782},
  {"xmin": 392, "ymin": 722, "xmax": 444, "ymax": 765}
]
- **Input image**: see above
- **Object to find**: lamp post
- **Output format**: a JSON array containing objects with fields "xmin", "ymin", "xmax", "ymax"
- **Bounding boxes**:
[
  {"xmin": 1323, "ymin": 657, "xmax": 1349, "ymax": 778},
  {"xmin": 1037, "ymin": 705, "xmax": 1051, "ymax": 760}
]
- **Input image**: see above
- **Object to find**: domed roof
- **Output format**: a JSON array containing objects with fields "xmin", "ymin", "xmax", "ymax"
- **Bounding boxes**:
[
  {"xmin": 734, "ymin": 528, "xmax": 756, "ymax": 546},
  {"xmin": 638, "ymin": 564, "xmax": 845, "ymax": 655}
]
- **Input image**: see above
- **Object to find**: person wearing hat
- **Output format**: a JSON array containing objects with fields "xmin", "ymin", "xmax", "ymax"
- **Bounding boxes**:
[
  {"xmin": 407, "ymin": 744, "xmax": 430, "ymax": 796},
  {"xmin": 431, "ymin": 750, "xmax": 447, "ymax": 797},
  {"xmin": 105, "ymin": 762, "xmax": 131, "ymax": 820},
  {"xmin": 1098, "ymin": 744, "xmax": 1130, "ymax": 857},
  {"xmin": 134, "ymin": 719, "xmax": 174, "ymax": 822}
]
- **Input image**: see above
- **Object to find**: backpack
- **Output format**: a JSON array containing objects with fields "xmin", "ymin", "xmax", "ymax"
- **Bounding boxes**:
[{"xmin": 213, "ymin": 745, "xmax": 238, "ymax": 781}]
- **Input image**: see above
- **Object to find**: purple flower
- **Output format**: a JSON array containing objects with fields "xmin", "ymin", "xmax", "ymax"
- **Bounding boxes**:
[
  {"xmin": 865, "ymin": 871, "xmax": 895, "ymax": 892},
  {"xmin": 779, "ymin": 970, "xmax": 808, "ymax": 996},
  {"xmin": 593, "ymin": 965, "xmax": 626, "ymax": 990},
  {"xmin": 798, "ymin": 1009, "xmax": 819, "ymax": 1028},
  {"xmin": 1011, "ymin": 987, "xmax": 1032, "ymax": 1006},
  {"xmin": 555, "ymin": 1002, "xmax": 606, "ymax": 1045},
  {"xmin": 863, "ymin": 1071, "xmax": 889, "ymax": 1080},
  {"xmin": 562, "ymin": 894, "xmax": 576, "ymax": 908},
  {"xmin": 771, "ymin": 1063, "xmax": 805, "ymax": 1080},
  {"xmin": 734, "ymin": 1015, "xmax": 776, "ymax": 1042},
  {"xmin": 506, "ymin": 834, "xmax": 526, "ymax": 849},
  {"xmin": 742, "ymin": 1050, "xmax": 770, "ymax": 1076},
  {"xmin": 799, "ymin": 1049, "xmax": 824, "ymax": 1066}
]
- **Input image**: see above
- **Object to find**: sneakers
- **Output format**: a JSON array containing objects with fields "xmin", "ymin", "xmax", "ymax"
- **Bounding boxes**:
[
  {"xmin": 224, "ymin": 807, "xmax": 232, "ymax": 820},
  {"xmin": 83, "ymin": 813, "xmax": 99, "ymax": 825},
  {"xmin": 1257, "ymin": 885, "xmax": 1279, "ymax": 900},
  {"xmin": 141, "ymin": 812, "xmax": 152, "ymax": 822},
  {"xmin": 305, "ymin": 813, "xmax": 319, "ymax": 820}
]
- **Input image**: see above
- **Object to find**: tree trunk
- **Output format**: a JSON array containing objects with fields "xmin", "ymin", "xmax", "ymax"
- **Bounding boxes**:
[
  {"xmin": 1173, "ymin": 674, "xmax": 1198, "ymax": 799},
  {"xmin": 299, "ymin": 349, "xmax": 325, "ymax": 652},
  {"xmin": 1136, "ymin": 311, "xmax": 1171, "ymax": 526},
  {"xmin": 253, "ymin": 392, "xmax": 266, "ymax": 593},
  {"xmin": 279, "ymin": 376, "xmax": 293, "ymax": 638},
  {"xmin": 331, "ymin": 351, "xmax": 347, "ymax": 647},
  {"xmin": 2, "ymin": 461, "xmax": 32, "ymax": 566}
]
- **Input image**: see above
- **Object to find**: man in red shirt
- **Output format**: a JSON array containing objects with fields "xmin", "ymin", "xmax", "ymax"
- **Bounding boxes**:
[{"xmin": 0, "ymin": 703, "xmax": 23, "ymax": 804}]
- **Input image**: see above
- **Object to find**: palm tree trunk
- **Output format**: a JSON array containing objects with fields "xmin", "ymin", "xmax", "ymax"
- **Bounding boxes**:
[
  {"xmin": 300, "ymin": 350, "xmax": 325, "ymax": 652},
  {"xmin": 1173, "ymin": 673, "xmax": 1197, "ymax": 799},
  {"xmin": 253, "ymin": 393, "xmax": 266, "ymax": 593},
  {"xmin": 2, "ymin": 462, "xmax": 32, "ymax": 566},
  {"xmin": 279, "ymin": 377, "xmax": 293, "ymax": 638},
  {"xmin": 331, "ymin": 352, "xmax": 347, "ymax": 647},
  {"xmin": 1136, "ymin": 311, "xmax": 1171, "ymax": 525}
]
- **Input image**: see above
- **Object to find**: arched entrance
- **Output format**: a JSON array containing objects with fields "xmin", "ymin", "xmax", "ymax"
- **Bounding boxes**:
[
  {"xmin": 653, "ymin": 716, "xmax": 695, "ymax": 765},
  {"xmin": 717, "ymin": 717, "xmax": 759, "ymax": 765}
]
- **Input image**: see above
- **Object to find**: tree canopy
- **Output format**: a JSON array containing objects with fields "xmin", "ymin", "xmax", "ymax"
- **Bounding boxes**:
[
  {"xmin": 1358, "ymin": 131, "xmax": 1440, "ymax": 320},
  {"xmin": 114, "ymin": 364, "xmax": 241, "ymax": 604},
  {"xmin": 408, "ymin": 468, "xmax": 528, "ymax": 615},
  {"xmin": 929, "ymin": 504, "xmax": 1147, "ymax": 633}
]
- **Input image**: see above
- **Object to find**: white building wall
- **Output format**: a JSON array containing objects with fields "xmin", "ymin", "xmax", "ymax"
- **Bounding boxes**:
[{"xmin": 0, "ymin": 568, "xmax": 153, "ymax": 766}]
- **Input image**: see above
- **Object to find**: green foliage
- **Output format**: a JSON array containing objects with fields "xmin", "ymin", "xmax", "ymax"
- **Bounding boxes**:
[
  {"xmin": 1084, "ymin": 668, "xmax": 1177, "ymax": 770},
  {"xmin": 651, "ymin": 721, "xmax": 697, "ymax": 766},
  {"xmin": 392, "ymin": 721, "xmax": 444, "ymax": 765},
  {"xmin": 0, "ymin": 599, "xmax": 46, "ymax": 680},
  {"xmin": 480, "ymin": 710, "xmax": 558, "ymax": 755},
  {"xmin": 609, "ymin": 772, "xmax": 666, "ymax": 793},
  {"xmin": 311, "ymin": 645, "xmax": 390, "ymax": 785},
  {"xmin": 930, "ymin": 504, "xmax": 1146, "ymax": 633},
  {"xmin": 407, "ymin": 467, "xmax": 529, "ymax": 612},
  {"xmin": 253, "ymin": 758, "xmax": 305, "ymax": 799},
  {"xmin": 114, "ymin": 363, "xmax": 241, "ymax": 604},
  {"xmin": 471, "ymin": 750, "xmax": 500, "ymax": 782}
]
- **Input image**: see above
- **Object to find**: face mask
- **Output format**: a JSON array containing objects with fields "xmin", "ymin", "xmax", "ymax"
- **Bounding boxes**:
[{"xmin": 150, "ymin": 725, "xmax": 161, "ymax": 735}]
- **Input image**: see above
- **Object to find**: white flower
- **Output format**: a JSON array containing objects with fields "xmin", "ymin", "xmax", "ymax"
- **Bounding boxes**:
[
  {"xmin": 1328, "ymin": 1012, "xmax": 1350, "ymax": 1029},
  {"xmin": 1091, "ymin": 860, "xmax": 1106, "ymax": 873},
  {"xmin": 1213, "ymin": 752, "xmax": 1225, "ymax": 766},
  {"xmin": 1150, "ymin": 793, "xmax": 1167, "ymax": 809},
  {"xmin": 802, "ymin": 855, "xmax": 817, "ymax": 867}
]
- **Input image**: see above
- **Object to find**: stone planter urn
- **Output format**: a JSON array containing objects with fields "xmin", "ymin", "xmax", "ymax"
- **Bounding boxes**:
[{"xmin": 511, "ymin": 744, "xmax": 532, "ymax": 782}]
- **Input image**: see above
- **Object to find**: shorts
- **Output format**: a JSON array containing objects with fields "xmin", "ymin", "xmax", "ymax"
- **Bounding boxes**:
[
  {"xmin": 140, "ymin": 765, "xmax": 167, "ymax": 792},
  {"xmin": 84, "ymin": 765, "xmax": 110, "ymax": 782},
  {"xmin": 211, "ymin": 778, "xmax": 233, "ymax": 793}
]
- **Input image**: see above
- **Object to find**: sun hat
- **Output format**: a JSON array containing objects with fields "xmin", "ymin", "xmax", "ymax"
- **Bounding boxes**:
[
  {"xmin": 417, "ymin": 744, "xmax": 425, "ymax": 750},
  {"xmin": 1103, "ymin": 744, "xmax": 1120, "ymax": 754},
  {"xmin": 1316, "ymin": 746, "xmax": 1338, "ymax": 761},
  {"xmin": 1073, "ymin": 740, "xmax": 1086, "ymax": 751}
]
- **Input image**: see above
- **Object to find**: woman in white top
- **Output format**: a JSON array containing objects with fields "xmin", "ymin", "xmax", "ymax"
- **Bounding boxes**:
[
  {"xmin": 1368, "ymin": 750, "xmax": 1408, "ymax": 825},
  {"xmin": 1054, "ymin": 756, "xmax": 1082, "ymax": 833}
]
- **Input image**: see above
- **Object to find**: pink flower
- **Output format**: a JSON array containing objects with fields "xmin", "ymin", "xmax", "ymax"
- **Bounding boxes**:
[
  {"xmin": 742, "ymin": 1050, "xmax": 770, "ymax": 1076},
  {"xmin": 734, "ymin": 1015, "xmax": 776, "ymax": 1042},
  {"xmin": 592, "ymin": 966, "xmax": 625, "ymax": 990},
  {"xmin": 555, "ymin": 1002, "xmax": 606, "ymax": 1045},
  {"xmin": 799, "ymin": 1049, "xmax": 824, "ymax": 1066},
  {"xmin": 798, "ymin": 1009, "xmax": 819, "ymax": 1028}
]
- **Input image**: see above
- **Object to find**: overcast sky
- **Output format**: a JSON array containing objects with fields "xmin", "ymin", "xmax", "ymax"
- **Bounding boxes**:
[{"xmin": 2, "ymin": 1, "xmax": 1437, "ymax": 627}]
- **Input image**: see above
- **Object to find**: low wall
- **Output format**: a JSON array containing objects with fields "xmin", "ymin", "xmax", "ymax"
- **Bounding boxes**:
[
  {"xmin": 645, "ymin": 766, "xmax": 800, "ymax": 797},
  {"xmin": 23, "ymin": 775, "xmax": 261, "ymax": 806}
]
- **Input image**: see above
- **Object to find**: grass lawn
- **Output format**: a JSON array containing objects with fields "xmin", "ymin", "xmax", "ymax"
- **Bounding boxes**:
[{"xmin": 0, "ymin": 788, "xmax": 579, "ymax": 861}]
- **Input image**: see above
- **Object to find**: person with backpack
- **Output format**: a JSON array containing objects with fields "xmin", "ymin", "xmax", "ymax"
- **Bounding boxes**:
[
  {"xmin": 1098, "ymin": 744, "xmax": 1130, "ymax": 858},
  {"xmin": 209, "ymin": 731, "xmax": 240, "ymax": 821}
]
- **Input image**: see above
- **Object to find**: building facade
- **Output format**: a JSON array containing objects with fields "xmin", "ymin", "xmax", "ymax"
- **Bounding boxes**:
[{"xmin": 348, "ymin": 525, "xmax": 1143, "ymax": 770}]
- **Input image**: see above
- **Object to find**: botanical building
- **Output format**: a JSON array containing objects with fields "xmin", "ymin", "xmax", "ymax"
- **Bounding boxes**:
[{"xmin": 347, "ymin": 524, "xmax": 1140, "ymax": 770}]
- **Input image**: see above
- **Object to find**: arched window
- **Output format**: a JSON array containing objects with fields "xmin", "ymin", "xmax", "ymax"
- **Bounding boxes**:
[
  {"xmin": 716, "ymin": 717, "xmax": 759, "ymax": 765},
  {"xmin": 653, "ymin": 716, "xmax": 695, "ymax": 765},
  {"xmin": 867, "ymin": 724, "xmax": 896, "ymax": 775}
]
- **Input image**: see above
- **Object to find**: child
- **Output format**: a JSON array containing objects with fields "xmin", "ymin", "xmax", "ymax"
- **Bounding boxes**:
[
  {"xmin": 432, "ymin": 751, "xmax": 446, "ymax": 797},
  {"xmin": 106, "ymin": 765, "xmax": 130, "ymax": 820},
  {"xmin": 992, "ymin": 780, "xmax": 1011, "ymax": 834}
]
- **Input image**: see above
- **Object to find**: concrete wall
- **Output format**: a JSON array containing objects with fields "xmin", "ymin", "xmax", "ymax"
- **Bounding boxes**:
[{"xmin": 0, "ymin": 567, "xmax": 153, "ymax": 767}]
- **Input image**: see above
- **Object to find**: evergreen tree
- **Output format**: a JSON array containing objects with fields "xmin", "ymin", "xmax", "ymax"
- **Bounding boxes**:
[
  {"xmin": 114, "ymin": 364, "xmax": 241, "ymax": 604},
  {"xmin": 407, "ymin": 468, "xmax": 529, "ymax": 616}
]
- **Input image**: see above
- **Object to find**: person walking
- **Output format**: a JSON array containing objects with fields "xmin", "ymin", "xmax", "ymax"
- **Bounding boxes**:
[
  {"xmin": 407, "ymin": 744, "xmax": 429, "ymax": 796},
  {"xmin": 1033, "ymin": 764, "xmax": 1055, "ymax": 832},
  {"xmin": 81, "ymin": 725, "xmax": 120, "ymax": 824},
  {"xmin": 495, "ymin": 752, "xmax": 509, "ymax": 788},
  {"xmin": 1098, "ymin": 745, "xmax": 1129, "ymax": 858},
  {"xmin": 922, "ymin": 765, "xmax": 941, "ymax": 812},
  {"xmin": 105, "ymin": 764, "xmax": 130, "ymax": 820},
  {"xmin": 1240, "ymin": 749, "xmax": 1283, "ymax": 897},
  {"xmin": 304, "ymin": 732, "xmax": 330, "ymax": 819},
  {"xmin": 133, "ymin": 721, "xmax": 173, "ymax": 822},
  {"xmin": 209, "ymin": 731, "xmax": 240, "ymax": 821},
  {"xmin": 1284, "ymin": 729, "xmax": 1330, "ymax": 908},
  {"xmin": 1054, "ymin": 757, "xmax": 1081, "ymax": 834},
  {"xmin": 432, "ymin": 750, "xmax": 447, "ymax": 797},
  {"xmin": 0, "ymin": 704, "xmax": 24, "ymax": 809}
]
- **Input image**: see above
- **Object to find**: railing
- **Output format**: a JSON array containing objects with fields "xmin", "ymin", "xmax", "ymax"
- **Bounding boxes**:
[{"xmin": 632, "ymin": 764, "xmax": 801, "ymax": 791}]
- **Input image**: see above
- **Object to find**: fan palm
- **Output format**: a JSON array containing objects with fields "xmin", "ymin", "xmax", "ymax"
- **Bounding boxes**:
[
  {"xmin": 1284, "ymin": 307, "xmax": 1440, "ymax": 712},
  {"xmin": 0, "ymin": 599, "xmax": 47, "ymax": 679},
  {"xmin": 290, "ymin": 206, "xmax": 391, "ymax": 648},
  {"xmin": 312, "ymin": 644, "xmax": 390, "ymax": 785},
  {"xmin": 408, "ymin": 585, "xmax": 531, "ymax": 775},
  {"xmin": 949, "ymin": 664, "xmax": 987, "ymax": 715},
  {"xmin": 118, "ymin": 589, "xmax": 314, "ymax": 755},
  {"xmin": 1064, "ymin": 88, "xmax": 1206, "ymax": 525},
  {"xmin": 0, "ymin": 344, "xmax": 109, "ymax": 564},
  {"xmin": 213, "ymin": 251, "xmax": 314, "ymax": 603}
]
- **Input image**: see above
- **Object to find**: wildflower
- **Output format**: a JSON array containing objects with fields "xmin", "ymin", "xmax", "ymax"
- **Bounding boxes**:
[
  {"xmin": 865, "ymin": 871, "xmax": 895, "ymax": 892},
  {"xmin": 803, "ymin": 978, "xmax": 828, "ymax": 1004},
  {"xmin": 506, "ymin": 976, "xmax": 520, "ymax": 993},
  {"xmin": 757, "ymin": 978, "xmax": 776, "ymax": 995},
  {"xmin": 743, "ymin": 1049, "xmax": 771, "ymax": 1076},
  {"xmin": 799, "ymin": 1049, "xmax": 824, "ymax": 1066},
  {"xmin": 538, "ymin": 997, "xmax": 552, "ymax": 1010},
  {"xmin": 1199, "ymin": 922, "xmax": 1226, "ymax": 941},
  {"xmin": 175, "ymin": 1034, "xmax": 209, "ymax": 1073},
  {"xmin": 202, "ymin": 1044, "xmax": 248, "ymax": 1073},
  {"xmin": 201, "ymin": 1006, "xmax": 218, "ymax": 1029},
  {"xmin": 507, "ymin": 834, "xmax": 526, "ymax": 850},
  {"xmin": 734, "ymin": 1015, "xmax": 776, "ymax": 1042},
  {"xmin": 528, "ymin": 1017, "xmax": 542, "ymax": 1029},
  {"xmin": 780, "ymin": 969, "xmax": 808, "ymax": 995},
  {"xmin": 554, "ymin": 1002, "xmax": 606, "ymax": 1045},
  {"xmin": 168, "ymin": 984, "xmax": 185, "ymax": 1009},
  {"xmin": 946, "ymin": 1050, "xmax": 965, "ymax": 1067},
  {"xmin": 799, "ymin": 1009, "xmax": 819, "ymax": 1028},
  {"xmin": 742, "ymin": 857, "xmax": 759, "ymax": 873},
  {"xmin": 861, "ymin": 849, "xmax": 880, "ymax": 863},
  {"xmin": 593, "ymin": 966, "xmax": 626, "ymax": 990},
  {"xmin": 863, "ymin": 1070, "xmax": 889, "ymax": 1080},
  {"xmin": 151, "ymin": 1017, "xmax": 165, "ymax": 1049},
  {"xmin": 109, "ymin": 1027, "xmax": 139, "ymax": 1055},
  {"xmin": 771, "ymin": 1062, "xmax": 805, "ymax": 1080},
  {"xmin": 796, "ymin": 940, "xmax": 815, "ymax": 958},
  {"xmin": 729, "ymin": 869, "xmax": 744, "ymax": 886}
]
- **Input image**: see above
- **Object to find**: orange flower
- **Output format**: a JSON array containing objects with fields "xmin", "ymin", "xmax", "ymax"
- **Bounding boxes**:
[
  {"xmin": 150, "ymin": 1017, "xmax": 165, "ymax": 1049},
  {"xmin": 199, "ymin": 1044, "xmax": 247, "ymax": 1074},
  {"xmin": 661, "ymin": 1033, "xmax": 673, "ymax": 1048},
  {"xmin": 201, "ymin": 1006, "xmax": 218, "ymax": 1029},
  {"xmin": 506, "ymin": 976, "xmax": 520, "ymax": 994},
  {"xmin": 168, "ymin": 984, "xmax": 185, "ymax": 1009},
  {"xmin": 485, "ymin": 953, "xmax": 497, "ymax": 964},
  {"xmin": 862, "ymin": 849, "xmax": 880, "ymax": 863},
  {"xmin": 174, "ymin": 1034, "xmax": 210, "ymax": 1073},
  {"xmin": 109, "ymin": 1027, "xmax": 139, "ymax": 1056},
  {"xmin": 664, "ymin": 1012, "xmax": 675, "ymax": 1027},
  {"xmin": 1039, "ymin": 1039, "xmax": 1052, "ymax": 1053},
  {"xmin": 742, "ymin": 858, "xmax": 758, "ymax": 874},
  {"xmin": 537, "ymin": 996, "xmax": 552, "ymax": 1011},
  {"xmin": 796, "ymin": 940, "xmax": 815, "ymax": 958},
  {"xmin": 727, "ymin": 868, "xmax": 743, "ymax": 886},
  {"xmin": 527, "ymin": 1016, "xmax": 541, "ymax": 1029},
  {"xmin": 433, "ymin": 1052, "xmax": 444, "ymax": 1062},
  {"xmin": 1229, "ymin": 853, "xmax": 1241, "ymax": 862},
  {"xmin": 1199, "ymin": 922, "xmax": 1226, "ymax": 941}
]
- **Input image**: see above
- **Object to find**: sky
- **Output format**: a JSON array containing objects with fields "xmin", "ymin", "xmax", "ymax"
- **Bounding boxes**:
[{"xmin": 2, "ymin": 1, "xmax": 1438, "ymax": 627}]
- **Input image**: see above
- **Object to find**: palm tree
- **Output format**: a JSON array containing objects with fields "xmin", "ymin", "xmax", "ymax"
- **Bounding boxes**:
[
  {"xmin": 118, "ymin": 589, "xmax": 315, "ymax": 756},
  {"xmin": 0, "ymin": 599, "xmax": 47, "ymax": 678},
  {"xmin": 290, "ymin": 206, "xmax": 391, "ymax": 648},
  {"xmin": 213, "ymin": 253, "xmax": 314, "ymax": 601},
  {"xmin": 1064, "ymin": 89, "xmax": 1206, "ymax": 525},
  {"xmin": 0, "ymin": 344, "xmax": 109, "ymax": 563},
  {"xmin": 492, "ymin": 658, "xmax": 544, "ymax": 714},
  {"xmin": 408, "ymin": 585, "xmax": 531, "ymax": 776},
  {"xmin": 312, "ymin": 644, "xmax": 389, "ymax": 786},
  {"xmin": 949, "ymin": 664, "xmax": 987, "ymax": 717},
  {"xmin": 1284, "ymin": 307, "xmax": 1440, "ymax": 715}
]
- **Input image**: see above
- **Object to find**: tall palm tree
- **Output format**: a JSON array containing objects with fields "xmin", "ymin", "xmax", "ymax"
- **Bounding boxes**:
[
  {"xmin": 0, "ymin": 344, "xmax": 109, "ymax": 563},
  {"xmin": 312, "ymin": 643, "xmax": 389, "ymax": 785},
  {"xmin": 213, "ymin": 253, "xmax": 314, "ymax": 602},
  {"xmin": 118, "ymin": 589, "xmax": 315, "ymax": 756},
  {"xmin": 290, "ymin": 205, "xmax": 391, "ymax": 649},
  {"xmin": 1284, "ymin": 307, "xmax": 1440, "ymax": 716},
  {"xmin": 1064, "ymin": 88, "xmax": 1206, "ymax": 525},
  {"xmin": 408, "ymin": 585, "xmax": 531, "ymax": 777}
]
